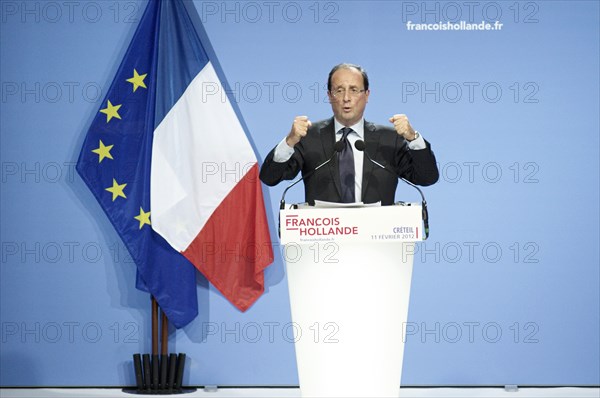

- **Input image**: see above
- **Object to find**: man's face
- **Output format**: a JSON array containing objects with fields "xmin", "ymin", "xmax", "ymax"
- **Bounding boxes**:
[{"xmin": 328, "ymin": 67, "xmax": 370, "ymax": 127}]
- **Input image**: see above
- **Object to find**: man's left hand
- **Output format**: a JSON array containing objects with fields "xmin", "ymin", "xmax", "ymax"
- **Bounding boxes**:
[{"xmin": 389, "ymin": 114, "xmax": 417, "ymax": 141}]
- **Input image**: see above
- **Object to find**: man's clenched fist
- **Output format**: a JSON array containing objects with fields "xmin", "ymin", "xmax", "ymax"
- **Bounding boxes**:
[
  {"xmin": 389, "ymin": 114, "xmax": 417, "ymax": 141},
  {"xmin": 286, "ymin": 116, "xmax": 312, "ymax": 147}
]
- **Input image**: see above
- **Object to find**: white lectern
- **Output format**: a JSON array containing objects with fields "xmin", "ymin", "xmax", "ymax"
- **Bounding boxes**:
[{"xmin": 280, "ymin": 204, "xmax": 423, "ymax": 398}]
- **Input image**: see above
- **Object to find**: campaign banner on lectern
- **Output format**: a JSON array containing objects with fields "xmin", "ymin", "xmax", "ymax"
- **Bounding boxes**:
[{"xmin": 280, "ymin": 205, "xmax": 423, "ymax": 244}]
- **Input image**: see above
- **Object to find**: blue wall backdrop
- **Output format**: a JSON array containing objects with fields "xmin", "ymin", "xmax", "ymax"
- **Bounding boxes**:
[{"xmin": 1, "ymin": 0, "xmax": 598, "ymax": 387}]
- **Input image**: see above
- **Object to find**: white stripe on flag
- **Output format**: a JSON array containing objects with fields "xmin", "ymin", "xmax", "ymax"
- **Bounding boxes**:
[{"xmin": 150, "ymin": 62, "xmax": 257, "ymax": 252}]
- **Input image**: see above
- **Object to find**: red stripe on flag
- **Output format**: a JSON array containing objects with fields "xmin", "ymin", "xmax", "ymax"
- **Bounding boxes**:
[{"xmin": 182, "ymin": 164, "xmax": 273, "ymax": 311}]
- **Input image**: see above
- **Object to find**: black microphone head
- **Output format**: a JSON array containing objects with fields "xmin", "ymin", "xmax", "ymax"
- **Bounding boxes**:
[
  {"xmin": 334, "ymin": 140, "xmax": 346, "ymax": 152},
  {"xmin": 354, "ymin": 140, "xmax": 366, "ymax": 151}
]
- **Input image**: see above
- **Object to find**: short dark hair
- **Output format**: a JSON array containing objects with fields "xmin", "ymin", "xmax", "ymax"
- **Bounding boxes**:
[{"xmin": 327, "ymin": 63, "xmax": 369, "ymax": 92}]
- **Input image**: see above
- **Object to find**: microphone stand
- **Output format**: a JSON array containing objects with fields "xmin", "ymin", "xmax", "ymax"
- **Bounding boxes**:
[
  {"xmin": 278, "ymin": 141, "xmax": 344, "ymax": 237},
  {"xmin": 355, "ymin": 140, "xmax": 430, "ymax": 240}
]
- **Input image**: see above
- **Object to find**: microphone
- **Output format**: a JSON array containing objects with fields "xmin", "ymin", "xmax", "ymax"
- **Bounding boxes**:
[
  {"xmin": 280, "ymin": 140, "xmax": 345, "ymax": 210},
  {"xmin": 354, "ymin": 139, "xmax": 430, "ymax": 239},
  {"xmin": 279, "ymin": 140, "xmax": 345, "ymax": 237}
]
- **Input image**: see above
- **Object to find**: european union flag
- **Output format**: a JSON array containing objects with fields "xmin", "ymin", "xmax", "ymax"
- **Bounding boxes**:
[{"xmin": 76, "ymin": 0, "xmax": 198, "ymax": 328}]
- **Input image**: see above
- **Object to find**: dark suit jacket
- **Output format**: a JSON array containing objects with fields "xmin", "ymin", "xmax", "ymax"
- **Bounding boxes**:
[{"xmin": 259, "ymin": 118, "xmax": 439, "ymax": 205}]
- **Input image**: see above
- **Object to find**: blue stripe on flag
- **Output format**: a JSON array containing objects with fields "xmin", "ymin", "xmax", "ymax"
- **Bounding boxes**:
[{"xmin": 155, "ymin": 0, "xmax": 209, "ymax": 128}]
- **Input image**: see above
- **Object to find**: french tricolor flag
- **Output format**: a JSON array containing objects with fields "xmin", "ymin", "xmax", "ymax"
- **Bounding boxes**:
[
  {"xmin": 150, "ymin": 0, "xmax": 274, "ymax": 313},
  {"xmin": 77, "ymin": 0, "xmax": 273, "ymax": 327}
]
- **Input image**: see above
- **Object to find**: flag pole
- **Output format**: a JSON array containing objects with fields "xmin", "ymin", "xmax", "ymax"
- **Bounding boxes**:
[
  {"xmin": 151, "ymin": 297, "xmax": 159, "ymax": 390},
  {"xmin": 160, "ymin": 307, "xmax": 169, "ymax": 391},
  {"xmin": 124, "ymin": 296, "xmax": 194, "ymax": 395},
  {"xmin": 151, "ymin": 296, "xmax": 159, "ymax": 355},
  {"xmin": 161, "ymin": 311, "xmax": 168, "ymax": 355}
]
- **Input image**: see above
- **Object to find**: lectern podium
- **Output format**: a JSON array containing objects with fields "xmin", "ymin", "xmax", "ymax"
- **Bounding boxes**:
[{"xmin": 280, "ymin": 204, "xmax": 423, "ymax": 398}]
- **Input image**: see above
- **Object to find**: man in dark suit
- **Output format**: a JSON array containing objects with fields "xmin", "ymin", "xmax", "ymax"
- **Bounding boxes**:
[{"xmin": 259, "ymin": 63, "xmax": 439, "ymax": 205}]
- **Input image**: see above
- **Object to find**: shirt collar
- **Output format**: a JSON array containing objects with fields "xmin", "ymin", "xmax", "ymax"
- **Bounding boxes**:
[{"xmin": 334, "ymin": 117, "xmax": 364, "ymax": 139}]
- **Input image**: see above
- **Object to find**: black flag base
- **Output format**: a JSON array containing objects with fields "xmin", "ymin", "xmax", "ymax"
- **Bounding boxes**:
[{"xmin": 122, "ymin": 353, "xmax": 196, "ymax": 395}]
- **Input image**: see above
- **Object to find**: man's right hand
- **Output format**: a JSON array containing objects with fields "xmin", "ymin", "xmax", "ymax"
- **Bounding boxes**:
[{"xmin": 286, "ymin": 116, "xmax": 312, "ymax": 147}]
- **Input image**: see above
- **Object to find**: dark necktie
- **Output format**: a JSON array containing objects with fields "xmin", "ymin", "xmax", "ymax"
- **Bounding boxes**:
[{"xmin": 338, "ymin": 127, "xmax": 355, "ymax": 203}]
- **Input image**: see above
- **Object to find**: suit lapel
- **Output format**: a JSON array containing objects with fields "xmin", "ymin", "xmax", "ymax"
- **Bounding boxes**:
[
  {"xmin": 362, "ymin": 121, "xmax": 381, "ymax": 200},
  {"xmin": 320, "ymin": 118, "xmax": 342, "ymax": 199}
]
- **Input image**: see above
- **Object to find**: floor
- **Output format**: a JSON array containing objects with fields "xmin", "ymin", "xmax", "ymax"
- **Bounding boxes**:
[{"xmin": 0, "ymin": 387, "xmax": 598, "ymax": 398}]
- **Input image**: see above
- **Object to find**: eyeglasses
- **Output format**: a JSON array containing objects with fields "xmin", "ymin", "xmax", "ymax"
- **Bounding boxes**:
[{"xmin": 330, "ymin": 88, "xmax": 366, "ymax": 98}]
